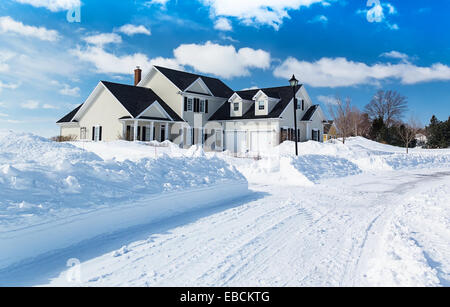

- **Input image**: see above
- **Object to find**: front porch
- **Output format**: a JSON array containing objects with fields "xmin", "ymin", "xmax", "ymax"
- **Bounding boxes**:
[{"xmin": 120, "ymin": 118, "xmax": 172, "ymax": 142}]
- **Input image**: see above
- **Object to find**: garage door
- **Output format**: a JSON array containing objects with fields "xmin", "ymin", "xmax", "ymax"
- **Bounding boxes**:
[
  {"xmin": 225, "ymin": 131, "xmax": 247, "ymax": 153},
  {"xmin": 250, "ymin": 131, "xmax": 272, "ymax": 153}
]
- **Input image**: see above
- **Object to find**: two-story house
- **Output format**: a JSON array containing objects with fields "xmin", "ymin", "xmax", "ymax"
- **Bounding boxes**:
[{"xmin": 57, "ymin": 66, "xmax": 328, "ymax": 155}]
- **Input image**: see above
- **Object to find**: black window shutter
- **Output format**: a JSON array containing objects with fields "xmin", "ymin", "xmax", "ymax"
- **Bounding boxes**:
[
  {"xmin": 184, "ymin": 97, "xmax": 188, "ymax": 111},
  {"xmin": 99, "ymin": 126, "xmax": 102, "ymax": 141},
  {"xmin": 302, "ymin": 100, "xmax": 305, "ymax": 110},
  {"xmin": 92, "ymin": 127, "xmax": 95, "ymax": 141},
  {"xmin": 194, "ymin": 98, "xmax": 199, "ymax": 113},
  {"xmin": 142, "ymin": 126, "xmax": 146, "ymax": 141},
  {"xmin": 205, "ymin": 100, "xmax": 209, "ymax": 113}
]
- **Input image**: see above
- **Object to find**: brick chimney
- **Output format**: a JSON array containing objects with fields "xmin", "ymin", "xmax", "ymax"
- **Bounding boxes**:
[{"xmin": 134, "ymin": 66, "xmax": 142, "ymax": 86}]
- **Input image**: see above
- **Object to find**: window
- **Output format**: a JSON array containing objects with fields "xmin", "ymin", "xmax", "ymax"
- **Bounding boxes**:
[
  {"xmin": 234, "ymin": 103, "xmax": 239, "ymax": 111},
  {"xmin": 93, "ymin": 126, "xmax": 102, "ymax": 142},
  {"xmin": 312, "ymin": 130, "xmax": 319, "ymax": 142},
  {"xmin": 145, "ymin": 126, "xmax": 151, "ymax": 141},
  {"xmin": 80, "ymin": 127, "xmax": 87, "ymax": 140},
  {"xmin": 296, "ymin": 99, "xmax": 302, "ymax": 110},
  {"xmin": 199, "ymin": 99, "xmax": 205, "ymax": 113},
  {"xmin": 258, "ymin": 101, "xmax": 265, "ymax": 110},
  {"xmin": 187, "ymin": 98, "xmax": 193, "ymax": 111}
]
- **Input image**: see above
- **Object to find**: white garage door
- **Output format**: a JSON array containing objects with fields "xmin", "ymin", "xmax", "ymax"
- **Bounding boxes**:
[
  {"xmin": 250, "ymin": 131, "xmax": 272, "ymax": 153},
  {"xmin": 225, "ymin": 131, "xmax": 247, "ymax": 153}
]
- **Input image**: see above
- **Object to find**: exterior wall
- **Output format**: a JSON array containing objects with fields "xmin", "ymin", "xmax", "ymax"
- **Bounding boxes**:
[
  {"xmin": 60, "ymin": 125, "xmax": 80, "ymax": 140},
  {"xmin": 141, "ymin": 70, "xmax": 183, "ymax": 118},
  {"xmin": 68, "ymin": 86, "xmax": 130, "ymax": 142},
  {"xmin": 308, "ymin": 112, "xmax": 325, "ymax": 142},
  {"xmin": 182, "ymin": 94, "xmax": 227, "ymax": 129}
]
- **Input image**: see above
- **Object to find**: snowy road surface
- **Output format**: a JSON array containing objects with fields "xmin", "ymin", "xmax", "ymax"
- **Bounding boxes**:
[{"xmin": 1, "ymin": 168, "xmax": 448, "ymax": 287}]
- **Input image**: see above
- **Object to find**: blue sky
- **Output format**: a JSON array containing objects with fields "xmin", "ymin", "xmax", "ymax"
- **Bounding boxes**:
[{"xmin": 0, "ymin": 0, "xmax": 449, "ymax": 137}]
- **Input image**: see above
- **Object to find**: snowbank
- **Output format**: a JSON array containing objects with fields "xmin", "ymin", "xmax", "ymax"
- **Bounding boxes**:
[
  {"xmin": 0, "ymin": 131, "xmax": 248, "ymax": 269},
  {"xmin": 223, "ymin": 138, "xmax": 450, "ymax": 185}
]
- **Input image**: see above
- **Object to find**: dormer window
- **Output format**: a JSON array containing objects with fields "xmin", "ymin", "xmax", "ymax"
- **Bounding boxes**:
[
  {"xmin": 258, "ymin": 100, "xmax": 265, "ymax": 110},
  {"xmin": 234, "ymin": 103, "xmax": 239, "ymax": 111}
]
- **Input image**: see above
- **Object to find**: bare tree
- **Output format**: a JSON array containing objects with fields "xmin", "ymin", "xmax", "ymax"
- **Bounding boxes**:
[
  {"xmin": 365, "ymin": 90, "xmax": 408, "ymax": 127},
  {"xmin": 358, "ymin": 113, "xmax": 372, "ymax": 138},
  {"xmin": 398, "ymin": 117, "xmax": 421, "ymax": 154},
  {"xmin": 328, "ymin": 96, "xmax": 353, "ymax": 144}
]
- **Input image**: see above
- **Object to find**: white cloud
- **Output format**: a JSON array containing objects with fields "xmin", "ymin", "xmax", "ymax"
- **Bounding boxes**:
[
  {"xmin": 59, "ymin": 84, "xmax": 80, "ymax": 97},
  {"xmin": 42, "ymin": 103, "xmax": 59, "ymax": 109},
  {"xmin": 71, "ymin": 45, "xmax": 181, "ymax": 75},
  {"xmin": 0, "ymin": 81, "xmax": 20, "ymax": 92},
  {"xmin": 357, "ymin": 1, "xmax": 399, "ymax": 30},
  {"xmin": 173, "ymin": 41, "xmax": 271, "ymax": 78},
  {"xmin": 380, "ymin": 51, "xmax": 409, "ymax": 62},
  {"xmin": 20, "ymin": 100, "xmax": 40, "ymax": 109},
  {"xmin": 241, "ymin": 86, "xmax": 259, "ymax": 90},
  {"xmin": 19, "ymin": 100, "xmax": 58, "ymax": 110},
  {"xmin": 144, "ymin": 0, "xmax": 169, "ymax": 7},
  {"xmin": 0, "ymin": 50, "xmax": 15, "ymax": 72},
  {"xmin": 83, "ymin": 33, "xmax": 122, "ymax": 47},
  {"xmin": 118, "ymin": 24, "xmax": 151, "ymax": 36},
  {"xmin": 317, "ymin": 95, "xmax": 338, "ymax": 105},
  {"xmin": 0, "ymin": 16, "xmax": 59, "ymax": 41},
  {"xmin": 308, "ymin": 15, "xmax": 328, "ymax": 24},
  {"xmin": 274, "ymin": 56, "xmax": 450, "ymax": 88},
  {"xmin": 73, "ymin": 41, "xmax": 271, "ymax": 79},
  {"xmin": 14, "ymin": 0, "xmax": 81, "ymax": 12},
  {"xmin": 214, "ymin": 17, "xmax": 233, "ymax": 31},
  {"xmin": 200, "ymin": 0, "xmax": 330, "ymax": 29}
]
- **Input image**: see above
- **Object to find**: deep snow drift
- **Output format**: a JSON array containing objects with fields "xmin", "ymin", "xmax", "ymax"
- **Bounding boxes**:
[{"xmin": 0, "ymin": 131, "xmax": 248, "ymax": 269}]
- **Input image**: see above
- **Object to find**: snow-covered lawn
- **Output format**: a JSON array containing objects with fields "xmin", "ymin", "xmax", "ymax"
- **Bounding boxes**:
[{"xmin": 0, "ymin": 130, "xmax": 449, "ymax": 286}]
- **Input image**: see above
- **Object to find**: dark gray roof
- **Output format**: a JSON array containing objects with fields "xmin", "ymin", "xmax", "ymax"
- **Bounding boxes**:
[
  {"xmin": 155, "ymin": 66, "xmax": 234, "ymax": 98},
  {"xmin": 102, "ymin": 81, "xmax": 182, "ymax": 121},
  {"xmin": 56, "ymin": 81, "xmax": 184, "ymax": 124},
  {"xmin": 57, "ymin": 104, "xmax": 83, "ymax": 123},
  {"xmin": 301, "ymin": 105, "xmax": 319, "ymax": 121},
  {"xmin": 210, "ymin": 85, "xmax": 302, "ymax": 121}
]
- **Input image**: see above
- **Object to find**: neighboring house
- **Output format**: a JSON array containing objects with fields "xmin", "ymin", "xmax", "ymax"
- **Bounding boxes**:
[
  {"xmin": 323, "ymin": 120, "xmax": 338, "ymax": 142},
  {"xmin": 415, "ymin": 133, "xmax": 427, "ymax": 147},
  {"xmin": 57, "ymin": 66, "xmax": 329, "ymax": 154}
]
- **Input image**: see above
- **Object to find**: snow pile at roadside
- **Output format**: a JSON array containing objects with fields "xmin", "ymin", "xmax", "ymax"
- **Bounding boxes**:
[
  {"xmin": 227, "ymin": 138, "xmax": 450, "ymax": 185},
  {"xmin": 0, "ymin": 131, "xmax": 248, "ymax": 269},
  {"xmin": 70, "ymin": 140, "xmax": 186, "ymax": 161}
]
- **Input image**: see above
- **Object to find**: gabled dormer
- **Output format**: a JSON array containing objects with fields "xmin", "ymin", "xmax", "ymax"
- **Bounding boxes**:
[
  {"xmin": 229, "ymin": 92, "xmax": 253, "ymax": 117},
  {"xmin": 252, "ymin": 90, "xmax": 280, "ymax": 116},
  {"xmin": 184, "ymin": 77, "xmax": 213, "ymax": 96}
]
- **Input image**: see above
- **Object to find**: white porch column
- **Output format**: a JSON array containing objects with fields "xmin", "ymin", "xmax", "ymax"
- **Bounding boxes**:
[
  {"xmin": 165, "ymin": 123, "xmax": 169, "ymax": 141},
  {"xmin": 133, "ymin": 120, "xmax": 138, "ymax": 142},
  {"xmin": 150, "ymin": 122, "xmax": 154, "ymax": 141},
  {"xmin": 306, "ymin": 122, "xmax": 310, "ymax": 140}
]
